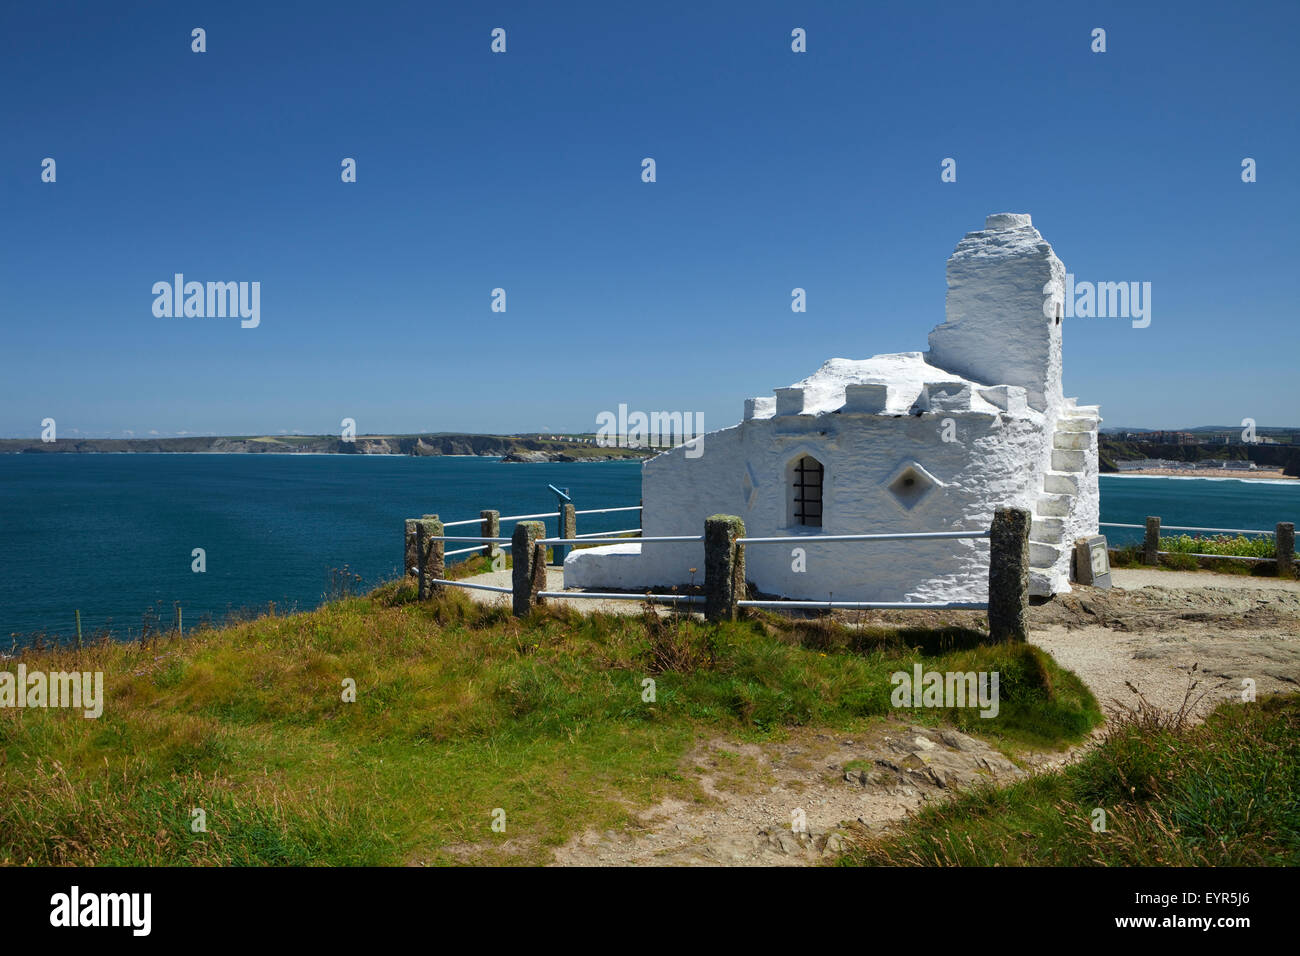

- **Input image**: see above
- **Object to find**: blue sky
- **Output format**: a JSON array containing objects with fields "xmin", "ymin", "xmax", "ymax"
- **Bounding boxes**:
[{"xmin": 2, "ymin": 0, "xmax": 1296, "ymax": 437}]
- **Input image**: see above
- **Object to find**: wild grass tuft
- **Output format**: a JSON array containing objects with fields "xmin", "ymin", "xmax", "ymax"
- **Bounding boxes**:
[{"xmin": 839, "ymin": 674, "xmax": 1299, "ymax": 867}]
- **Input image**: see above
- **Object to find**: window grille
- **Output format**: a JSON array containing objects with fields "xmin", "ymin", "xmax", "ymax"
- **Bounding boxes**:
[{"xmin": 792, "ymin": 456, "xmax": 823, "ymax": 527}]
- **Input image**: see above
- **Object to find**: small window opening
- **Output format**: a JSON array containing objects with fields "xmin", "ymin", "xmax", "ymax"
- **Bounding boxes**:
[{"xmin": 792, "ymin": 455, "xmax": 823, "ymax": 527}]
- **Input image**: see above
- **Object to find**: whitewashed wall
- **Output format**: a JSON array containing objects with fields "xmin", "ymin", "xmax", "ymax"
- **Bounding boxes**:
[
  {"xmin": 565, "ymin": 213, "xmax": 1099, "ymax": 602},
  {"xmin": 567, "ymin": 402, "xmax": 1049, "ymax": 602}
]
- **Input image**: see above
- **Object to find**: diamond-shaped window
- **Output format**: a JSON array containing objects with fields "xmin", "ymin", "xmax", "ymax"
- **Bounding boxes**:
[{"xmin": 885, "ymin": 461, "xmax": 941, "ymax": 511}]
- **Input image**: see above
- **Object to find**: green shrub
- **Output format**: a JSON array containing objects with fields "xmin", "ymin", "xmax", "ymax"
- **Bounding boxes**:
[{"xmin": 1160, "ymin": 533, "xmax": 1274, "ymax": 558}]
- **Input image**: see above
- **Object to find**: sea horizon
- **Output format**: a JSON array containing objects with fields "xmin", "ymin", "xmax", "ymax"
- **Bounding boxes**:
[{"xmin": 3, "ymin": 455, "xmax": 1295, "ymax": 646}]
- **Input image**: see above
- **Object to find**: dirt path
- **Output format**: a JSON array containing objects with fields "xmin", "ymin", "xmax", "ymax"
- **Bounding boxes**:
[
  {"xmin": 1031, "ymin": 569, "xmax": 1300, "ymax": 719},
  {"xmin": 546, "ymin": 569, "xmax": 1300, "ymax": 866},
  {"xmin": 455, "ymin": 567, "xmax": 678, "ymax": 616},
  {"xmin": 551, "ymin": 722, "xmax": 1031, "ymax": 866}
]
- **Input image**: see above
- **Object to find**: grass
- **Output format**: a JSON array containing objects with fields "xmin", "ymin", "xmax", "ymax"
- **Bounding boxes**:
[
  {"xmin": 1, "ymin": 583, "xmax": 1100, "ymax": 866},
  {"xmin": 838, "ymin": 684, "xmax": 1300, "ymax": 867}
]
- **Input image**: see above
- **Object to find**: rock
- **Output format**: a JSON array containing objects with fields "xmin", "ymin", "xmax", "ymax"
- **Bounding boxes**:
[
  {"xmin": 939, "ymin": 729, "xmax": 982, "ymax": 752},
  {"xmin": 501, "ymin": 451, "xmax": 551, "ymax": 463}
]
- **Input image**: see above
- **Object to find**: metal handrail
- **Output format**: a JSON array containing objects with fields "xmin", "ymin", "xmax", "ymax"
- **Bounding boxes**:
[
  {"xmin": 431, "ymin": 579, "xmax": 512, "ymax": 594},
  {"xmin": 573, "ymin": 528, "xmax": 639, "ymax": 538},
  {"xmin": 738, "ymin": 600, "xmax": 989, "ymax": 610},
  {"xmin": 537, "ymin": 535, "xmax": 701, "ymax": 545},
  {"xmin": 737, "ymin": 530, "xmax": 990, "ymax": 544},
  {"xmin": 573, "ymin": 506, "xmax": 642, "ymax": 516},
  {"xmin": 1100, "ymin": 521, "xmax": 1275, "ymax": 536},
  {"xmin": 536, "ymin": 591, "xmax": 704, "ymax": 603}
]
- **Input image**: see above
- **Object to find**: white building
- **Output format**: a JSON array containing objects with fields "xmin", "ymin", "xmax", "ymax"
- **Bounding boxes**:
[{"xmin": 567, "ymin": 213, "xmax": 1101, "ymax": 599}]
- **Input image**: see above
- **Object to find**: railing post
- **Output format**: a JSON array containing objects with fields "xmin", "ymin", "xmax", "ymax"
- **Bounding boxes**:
[
  {"xmin": 554, "ymin": 503, "xmax": 576, "ymax": 565},
  {"xmin": 416, "ymin": 516, "xmax": 444, "ymax": 600},
  {"xmin": 511, "ymin": 521, "xmax": 546, "ymax": 616},
  {"xmin": 1277, "ymin": 522, "xmax": 1295, "ymax": 579},
  {"xmin": 988, "ymin": 506, "xmax": 1031, "ymax": 642},
  {"xmin": 480, "ymin": 510, "xmax": 500, "ymax": 560},
  {"xmin": 1144, "ymin": 516, "xmax": 1161, "ymax": 566},
  {"xmin": 407, "ymin": 513, "xmax": 440, "ymax": 578},
  {"xmin": 705, "ymin": 515, "xmax": 746, "ymax": 622},
  {"xmin": 404, "ymin": 519, "xmax": 419, "ymax": 577}
]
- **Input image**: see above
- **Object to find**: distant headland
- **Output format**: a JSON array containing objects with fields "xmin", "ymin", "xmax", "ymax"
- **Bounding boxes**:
[
  {"xmin": 1098, "ymin": 430, "xmax": 1300, "ymax": 479},
  {"xmin": 4, "ymin": 428, "xmax": 1297, "ymax": 474},
  {"xmin": 0, "ymin": 433, "xmax": 649, "ymax": 462}
]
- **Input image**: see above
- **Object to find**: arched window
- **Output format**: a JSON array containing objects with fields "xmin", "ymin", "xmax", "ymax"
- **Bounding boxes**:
[{"xmin": 790, "ymin": 455, "xmax": 823, "ymax": 527}]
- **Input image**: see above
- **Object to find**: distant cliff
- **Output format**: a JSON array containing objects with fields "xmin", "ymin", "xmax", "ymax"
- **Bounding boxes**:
[
  {"xmin": 0, "ymin": 434, "xmax": 648, "ymax": 461},
  {"xmin": 1099, "ymin": 438, "xmax": 1300, "ymax": 475}
]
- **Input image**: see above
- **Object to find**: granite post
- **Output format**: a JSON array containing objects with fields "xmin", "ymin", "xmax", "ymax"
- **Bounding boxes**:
[
  {"xmin": 512, "ymin": 521, "xmax": 545, "ymax": 616},
  {"xmin": 404, "ymin": 519, "xmax": 419, "ymax": 577},
  {"xmin": 1144, "ymin": 516, "xmax": 1161, "ymax": 566},
  {"xmin": 416, "ymin": 516, "xmax": 445, "ymax": 600},
  {"xmin": 704, "ymin": 515, "xmax": 746, "ymax": 622},
  {"xmin": 480, "ymin": 510, "xmax": 501, "ymax": 560},
  {"xmin": 988, "ymin": 507, "xmax": 1031, "ymax": 642},
  {"xmin": 1277, "ymin": 522, "xmax": 1295, "ymax": 579},
  {"xmin": 553, "ymin": 503, "xmax": 576, "ymax": 565}
]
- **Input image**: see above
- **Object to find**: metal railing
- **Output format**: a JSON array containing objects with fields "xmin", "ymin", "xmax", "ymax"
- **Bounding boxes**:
[
  {"xmin": 1100, "ymin": 517, "xmax": 1295, "ymax": 568},
  {"xmin": 738, "ymin": 599, "xmax": 989, "ymax": 610},
  {"xmin": 737, "ymin": 530, "xmax": 990, "ymax": 544},
  {"xmin": 1101, "ymin": 522, "xmax": 1275, "ymax": 535},
  {"xmin": 536, "ymin": 591, "xmax": 705, "ymax": 604},
  {"xmin": 408, "ymin": 503, "xmax": 1003, "ymax": 614},
  {"xmin": 437, "ymin": 505, "xmax": 646, "ymax": 558},
  {"xmin": 732, "ymin": 528, "xmax": 991, "ymax": 610}
]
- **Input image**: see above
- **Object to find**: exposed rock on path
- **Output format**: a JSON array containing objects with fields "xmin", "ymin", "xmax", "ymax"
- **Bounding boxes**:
[{"xmin": 551, "ymin": 724, "xmax": 1028, "ymax": 867}]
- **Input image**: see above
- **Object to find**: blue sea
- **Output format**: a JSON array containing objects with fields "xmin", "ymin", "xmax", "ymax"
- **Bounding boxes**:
[
  {"xmin": 1, "ymin": 457, "xmax": 1296, "ymax": 644},
  {"xmin": 0, "ymin": 455, "xmax": 642, "ymax": 644}
]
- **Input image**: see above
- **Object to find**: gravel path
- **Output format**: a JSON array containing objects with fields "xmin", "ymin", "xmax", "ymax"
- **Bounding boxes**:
[
  {"xmin": 1110, "ymin": 567, "xmax": 1300, "ymax": 591},
  {"xmin": 451, "ymin": 567, "xmax": 679, "ymax": 616},
  {"xmin": 1031, "ymin": 568, "xmax": 1300, "ymax": 719}
]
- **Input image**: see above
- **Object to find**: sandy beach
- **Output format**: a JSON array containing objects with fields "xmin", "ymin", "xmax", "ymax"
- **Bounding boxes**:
[{"xmin": 1109, "ymin": 467, "xmax": 1295, "ymax": 480}]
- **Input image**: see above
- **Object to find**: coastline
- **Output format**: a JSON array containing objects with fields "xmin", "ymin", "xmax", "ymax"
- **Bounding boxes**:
[
  {"xmin": 1103, "ymin": 469, "xmax": 1297, "ymax": 482},
  {"xmin": 0, "ymin": 435, "xmax": 649, "ymax": 463}
]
